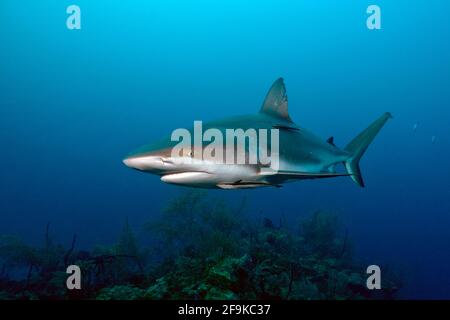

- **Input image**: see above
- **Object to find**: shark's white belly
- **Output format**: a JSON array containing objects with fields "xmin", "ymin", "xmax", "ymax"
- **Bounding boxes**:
[{"xmin": 160, "ymin": 164, "xmax": 262, "ymax": 188}]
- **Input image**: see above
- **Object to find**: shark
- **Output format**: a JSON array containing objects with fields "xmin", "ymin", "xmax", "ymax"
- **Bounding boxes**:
[{"xmin": 123, "ymin": 78, "xmax": 391, "ymax": 189}]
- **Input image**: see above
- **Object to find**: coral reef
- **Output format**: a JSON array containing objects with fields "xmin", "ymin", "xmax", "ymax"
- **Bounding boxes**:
[{"xmin": 0, "ymin": 191, "xmax": 400, "ymax": 300}]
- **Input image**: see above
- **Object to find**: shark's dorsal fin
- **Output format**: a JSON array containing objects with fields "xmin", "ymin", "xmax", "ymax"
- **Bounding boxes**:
[{"xmin": 260, "ymin": 78, "xmax": 292, "ymax": 122}]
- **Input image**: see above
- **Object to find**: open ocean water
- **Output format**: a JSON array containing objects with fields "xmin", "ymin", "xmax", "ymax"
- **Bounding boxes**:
[{"xmin": 0, "ymin": 0, "xmax": 449, "ymax": 299}]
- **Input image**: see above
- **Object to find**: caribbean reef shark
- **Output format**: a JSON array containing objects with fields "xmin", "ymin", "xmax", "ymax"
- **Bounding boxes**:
[{"xmin": 123, "ymin": 78, "xmax": 391, "ymax": 189}]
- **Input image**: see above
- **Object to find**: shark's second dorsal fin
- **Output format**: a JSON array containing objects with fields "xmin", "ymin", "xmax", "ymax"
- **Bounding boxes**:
[
  {"xmin": 260, "ymin": 78, "xmax": 292, "ymax": 122},
  {"xmin": 327, "ymin": 136, "xmax": 336, "ymax": 146}
]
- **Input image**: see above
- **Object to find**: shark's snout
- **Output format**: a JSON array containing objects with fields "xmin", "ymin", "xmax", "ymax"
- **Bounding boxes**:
[
  {"xmin": 122, "ymin": 157, "xmax": 138, "ymax": 169},
  {"xmin": 123, "ymin": 156, "xmax": 167, "ymax": 172}
]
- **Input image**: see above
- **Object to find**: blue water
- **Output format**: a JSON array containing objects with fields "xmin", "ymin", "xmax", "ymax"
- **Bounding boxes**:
[{"xmin": 1, "ymin": 0, "xmax": 449, "ymax": 299}]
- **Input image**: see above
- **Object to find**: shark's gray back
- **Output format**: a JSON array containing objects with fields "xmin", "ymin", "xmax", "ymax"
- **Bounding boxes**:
[{"xmin": 204, "ymin": 113, "xmax": 350, "ymax": 172}]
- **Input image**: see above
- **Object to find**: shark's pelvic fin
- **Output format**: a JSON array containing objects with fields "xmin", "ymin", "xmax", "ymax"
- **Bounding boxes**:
[
  {"xmin": 344, "ymin": 112, "xmax": 392, "ymax": 187},
  {"xmin": 260, "ymin": 78, "xmax": 293, "ymax": 122}
]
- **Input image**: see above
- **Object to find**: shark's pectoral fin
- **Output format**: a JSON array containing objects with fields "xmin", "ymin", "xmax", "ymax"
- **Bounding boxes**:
[
  {"xmin": 260, "ymin": 78, "xmax": 293, "ymax": 123},
  {"xmin": 161, "ymin": 172, "xmax": 212, "ymax": 185}
]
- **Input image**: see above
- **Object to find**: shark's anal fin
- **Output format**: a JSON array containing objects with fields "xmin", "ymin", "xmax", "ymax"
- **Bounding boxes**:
[
  {"xmin": 260, "ymin": 170, "xmax": 351, "ymax": 180},
  {"xmin": 217, "ymin": 181, "xmax": 281, "ymax": 189},
  {"xmin": 260, "ymin": 78, "xmax": 293, "ymax": 122}
]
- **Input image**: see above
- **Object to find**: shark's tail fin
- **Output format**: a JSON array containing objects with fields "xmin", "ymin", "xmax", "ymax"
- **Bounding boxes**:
[{"xmin": 344, "ymin": 112, "xmax": 392, "ymax": 187}]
